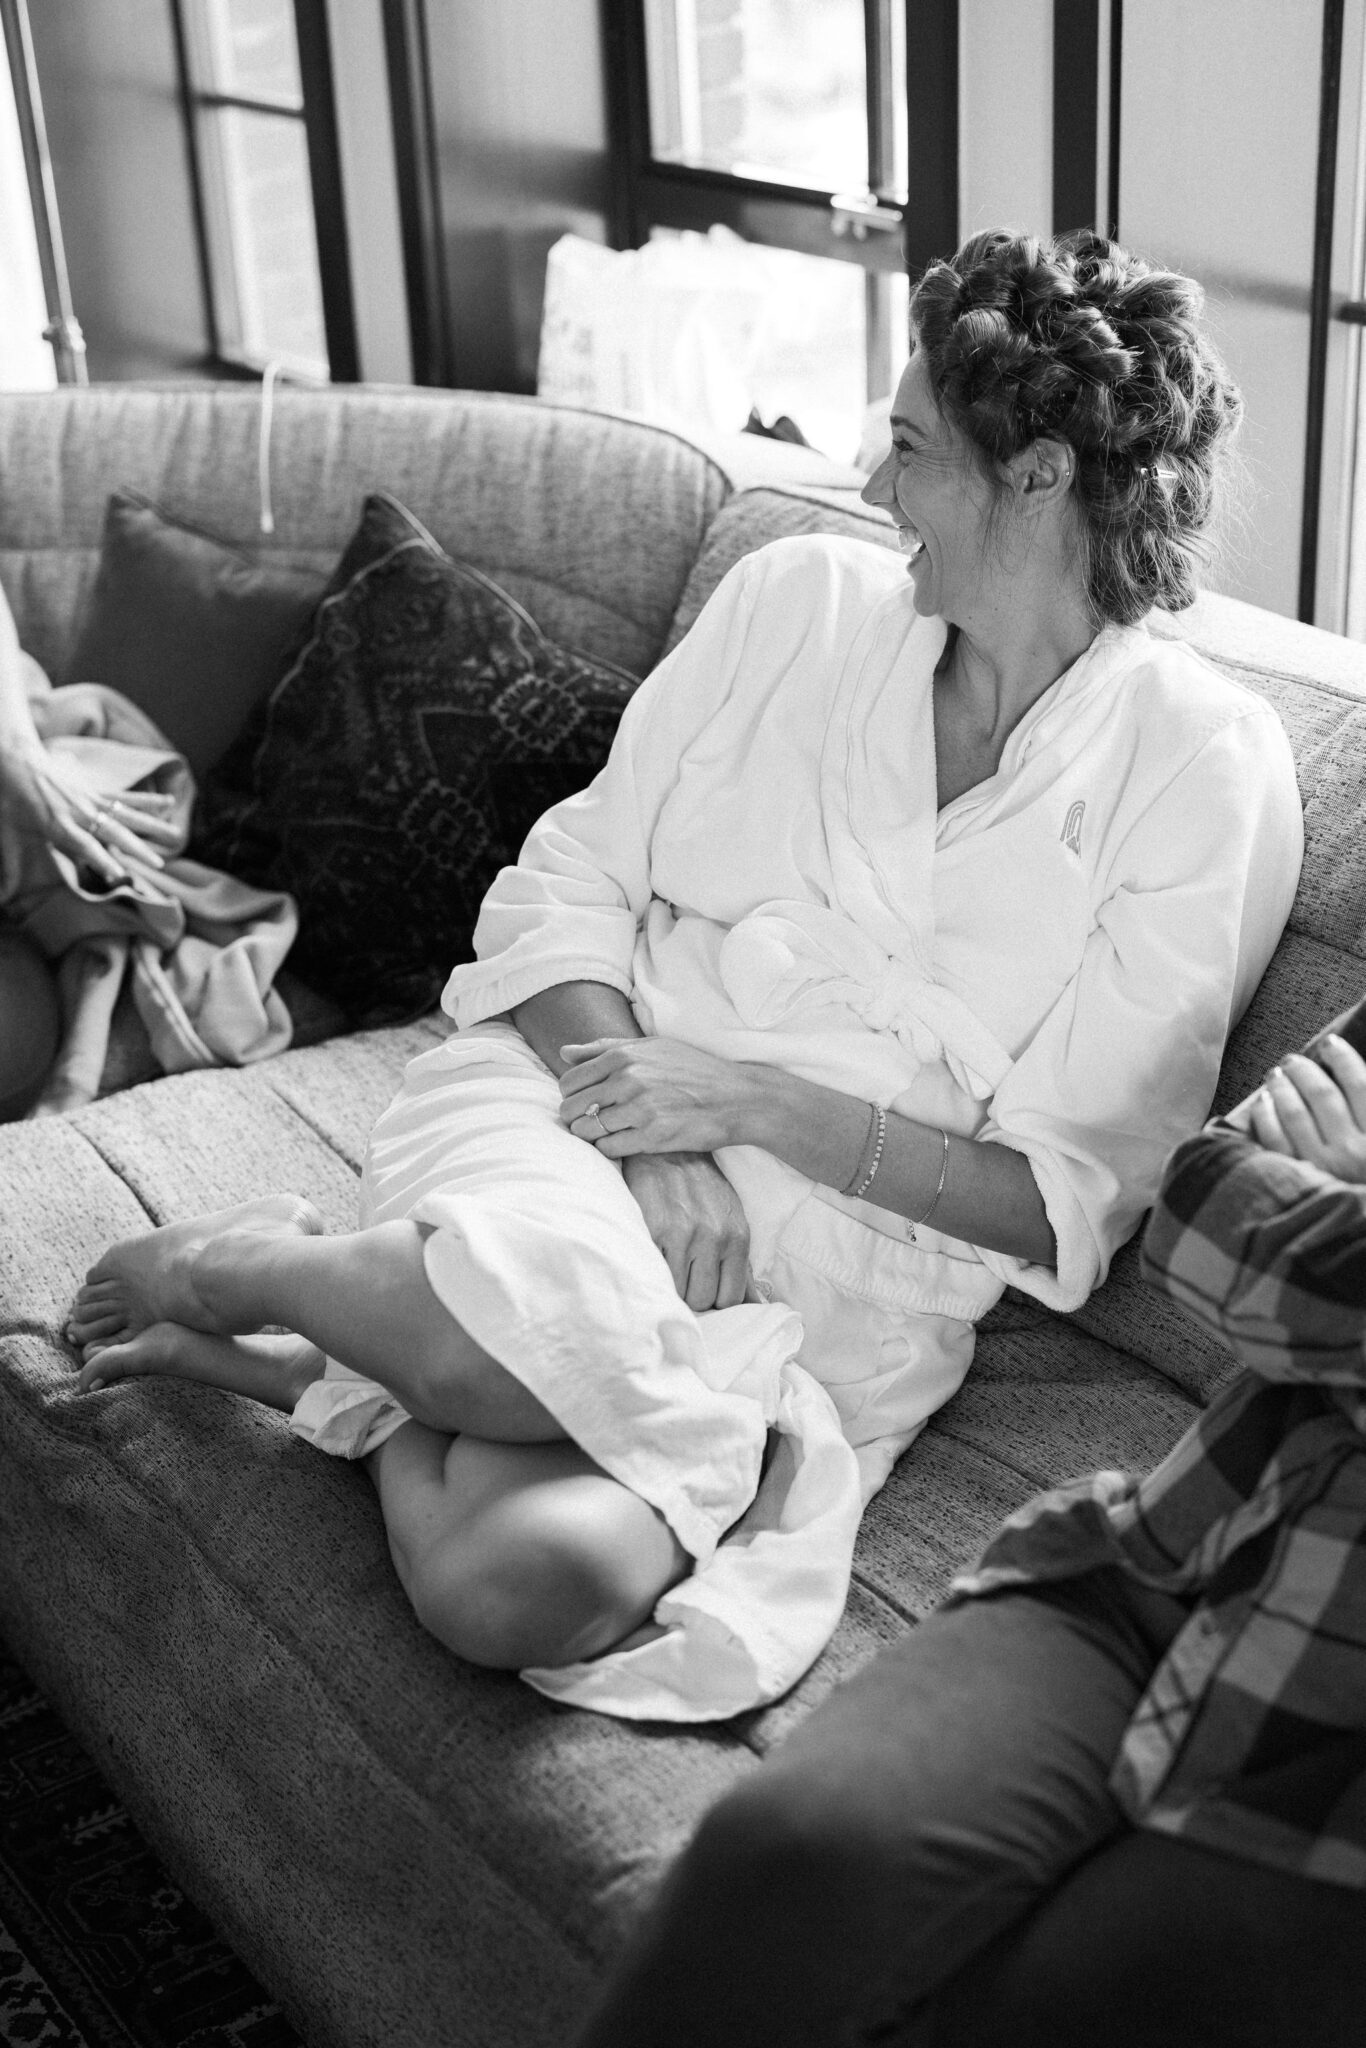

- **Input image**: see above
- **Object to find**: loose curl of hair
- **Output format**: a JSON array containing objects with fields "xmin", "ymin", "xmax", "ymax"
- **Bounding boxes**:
[{"xmin": 910, "ymin": 228, "xmax": 1243, "ymax": 625}]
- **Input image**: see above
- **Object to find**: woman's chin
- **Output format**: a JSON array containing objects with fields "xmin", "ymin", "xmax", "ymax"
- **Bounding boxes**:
[{"xmin": 906, "ymin": 552, "xmax": 936, "ymax": 613}]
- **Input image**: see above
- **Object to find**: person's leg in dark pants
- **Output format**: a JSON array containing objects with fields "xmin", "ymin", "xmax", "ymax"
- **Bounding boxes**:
[
  {"xmin": 575, "ymin": 1571, "xmax": 1184, "ymax": 2048},
  {"xmin": 903, "ymin": 1824, "xmax": 1366, "ymax": 2048}
]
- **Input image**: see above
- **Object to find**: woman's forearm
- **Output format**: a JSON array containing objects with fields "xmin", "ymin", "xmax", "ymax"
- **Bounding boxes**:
[
  {"xmin": 550, "ymin": 1025, "xmax": 1055, "ymax": 1267},
  {"xmin": 0, "ymin": 581, "xmax": 39, "ymax": 753},
  {"xmin": 510, "ymin": 982, "xmax": 643, "ymax": 1078},
  {"xmin": 743, "ymin": 1065, "xmax": 1056, "ymax": 1268}
]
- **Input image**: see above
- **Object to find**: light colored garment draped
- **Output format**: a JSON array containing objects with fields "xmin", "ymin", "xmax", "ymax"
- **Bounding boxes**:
[{"xmin": 1, "ymin": 675, "xmax": 295, "ymax": 1110}]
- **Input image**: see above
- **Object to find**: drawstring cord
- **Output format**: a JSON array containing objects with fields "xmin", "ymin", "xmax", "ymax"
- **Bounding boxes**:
[{"xmin": 257, "ymin": 359, "xmax": 284, "ymax": 535}]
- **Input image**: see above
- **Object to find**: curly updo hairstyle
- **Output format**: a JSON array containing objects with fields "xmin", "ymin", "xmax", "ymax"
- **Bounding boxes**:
[{"xmin": 910, "ymin": 228, "xmax": 1243, "ymax": 625}]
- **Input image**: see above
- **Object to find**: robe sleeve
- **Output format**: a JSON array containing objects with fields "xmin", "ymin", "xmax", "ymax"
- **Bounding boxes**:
[
  {"xmin": 1139, "ymin": 1121, "xmax": 1366, "ymax": 1387},
  {"xmin": 441, "ymin": 553, "xmax": 763, "ymax": 1028},
  {"xmin": 973, "ymin": 701, "xmax": 1304, "ymax": 1311}
]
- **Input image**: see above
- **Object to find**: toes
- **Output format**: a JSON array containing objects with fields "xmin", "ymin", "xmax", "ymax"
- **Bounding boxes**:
[
  {"xmin": 270, "ymin": 1194, "xmax": 324, "ymax": 1237},
  {"xmin": 67, "ymin": 1307, "xmax": 128, "ymax": 1344},
  {"xmin": 72, "ymin": 1279, "xmax": 123, "ymax": 1315},
  {"xmin": 77, "ymin": 1330, "xmax": 161, "ymax": 1392},
  {"xmin": 82, "ymin": 1250, "xmax": 128, "ymax": 1288},
  {"xmin": 78, "ymin": 1344, "xmax": 126, "ymax": 1392}
]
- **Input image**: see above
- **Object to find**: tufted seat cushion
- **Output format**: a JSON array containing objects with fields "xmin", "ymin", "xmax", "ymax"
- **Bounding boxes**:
[{"xmin": 0, "ymin": 1018, "xmax": 1204, "ymax": 2041}]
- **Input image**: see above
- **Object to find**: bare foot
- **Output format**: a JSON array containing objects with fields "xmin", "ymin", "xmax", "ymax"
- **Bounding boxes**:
[
  {"xmin": 78, "ymin": 1322, "xmax": 324, "ymax": 1411},
  {"xmin": 68, "ymin": 1193, "xmax": 323, "ymax": 1345}
]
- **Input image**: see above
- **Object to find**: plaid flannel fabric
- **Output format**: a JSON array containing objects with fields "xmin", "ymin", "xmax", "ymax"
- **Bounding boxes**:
[{"xmin": 952, "ymin": 1123, "xmax": 1366, "ymax": 1886}]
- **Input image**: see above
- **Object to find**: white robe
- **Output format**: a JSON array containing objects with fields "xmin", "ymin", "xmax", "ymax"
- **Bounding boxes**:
[{"xmin": 297, "ymin": 535, "xmax": 1304, "ymax": 1719}]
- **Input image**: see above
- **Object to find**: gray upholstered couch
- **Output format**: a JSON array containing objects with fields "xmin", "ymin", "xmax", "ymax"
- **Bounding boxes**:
[{"xmin": 0, "ymin": 385, "xmax": 1363, "ymax": 2048}]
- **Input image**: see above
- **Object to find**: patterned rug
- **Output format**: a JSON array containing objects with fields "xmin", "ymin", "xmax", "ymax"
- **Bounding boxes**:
[{"xmin": 0, "ymin": 1635, "xmax": 299, "ymax": 2048}]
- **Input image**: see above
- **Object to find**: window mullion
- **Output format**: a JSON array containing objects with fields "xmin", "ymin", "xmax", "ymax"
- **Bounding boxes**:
[{"xmin": 864, "ymin": 0, "xmax": 894, "ymax": 196}]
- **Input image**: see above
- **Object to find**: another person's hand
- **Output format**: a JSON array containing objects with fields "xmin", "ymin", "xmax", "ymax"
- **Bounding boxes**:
[
  {"xmin": 619, "ymin": 1151, "xmax": 751, "ymax": 1311},
  {"xmin": 1248, "ymin": 1037, "xmax": 1366, "ymax": 1185},
  {"xmin": 558, "ymin": 1036, "xmax": 757, "ymax": 1157},
  {"xmin": 2, "ymin": 743, "xmax": 178, "ymax": 886}
]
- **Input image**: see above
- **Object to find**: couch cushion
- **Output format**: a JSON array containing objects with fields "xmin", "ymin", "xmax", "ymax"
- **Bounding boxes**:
[
  {"xmin": 66, "ymin": 488, "xmax": 328, "ymax": 776},
  {"xmin": 196, "ymin": 491, "xmax": 641, "ymax": 1025},
  {"xmin": 0, "ymin": 388, "xmax": 731, "ymax": 702},
  {"xmin": 662, "ymin": 483, "xmax": 897, "ymax": 652},
  {"xmin": 735, "ymin": 1294, "xmax": 1199, "ymax": 1752},
  {"xmin": 0, "ymin": 1018, "xmax": 1204, "ymax": 2041},
  {"xmin": 0, "ymin": 1029, "xmax": 758, "ymax": 2048}
]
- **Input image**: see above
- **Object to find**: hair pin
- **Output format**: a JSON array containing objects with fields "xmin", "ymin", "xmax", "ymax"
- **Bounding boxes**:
[{"xmin": 1140, "ymin": 464, "xmax": 1179, "ymax": 483}]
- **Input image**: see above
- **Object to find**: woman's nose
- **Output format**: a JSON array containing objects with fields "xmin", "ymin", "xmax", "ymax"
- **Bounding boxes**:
[{"xmin": 861, "ymin": 454, "xmax": 895, "ymax": 508}]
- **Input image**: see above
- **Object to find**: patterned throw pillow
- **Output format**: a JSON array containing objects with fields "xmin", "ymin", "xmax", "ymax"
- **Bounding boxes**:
[{"xmin": 194, "ymin": 491, "xmax": 640, "ymax": 1025}]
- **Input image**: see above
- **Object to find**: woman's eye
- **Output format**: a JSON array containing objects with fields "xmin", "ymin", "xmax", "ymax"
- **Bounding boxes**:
[{"xmin": 892, "ymin": 443, "xmax": 914, "ymax": 467}]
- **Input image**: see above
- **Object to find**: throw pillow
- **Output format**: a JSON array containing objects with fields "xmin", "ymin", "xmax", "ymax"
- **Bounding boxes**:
[
  {"xmin": 68, "ymin": 489, "xmax": 328, "ymax": 778},
  {"xmin": 193, "ymin": 490, "xmax": 641, "ymax": 1026}
]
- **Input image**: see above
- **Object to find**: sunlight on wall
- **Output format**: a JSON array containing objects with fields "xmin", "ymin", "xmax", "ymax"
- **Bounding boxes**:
[
  {"xmin": 1121, "ymin": 0, "xmax": 1320, "ymax": 620},
  {"xmin": 0, "ymin": 43, "xmax": 55, "ymax": 390},
  {"xmin": 958, "ymin": 0, "xmax": 1052, "ymax": 242}
]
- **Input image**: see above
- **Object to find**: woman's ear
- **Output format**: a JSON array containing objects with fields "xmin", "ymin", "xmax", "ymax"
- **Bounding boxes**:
[{"xmin": 1000, "ymin": 437, "xmax": 1075, "ymax": 507}]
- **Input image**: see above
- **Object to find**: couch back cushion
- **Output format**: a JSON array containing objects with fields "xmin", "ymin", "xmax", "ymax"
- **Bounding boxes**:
[
  {"xmin": 0, "ymin": 387, "xmax": 731, "ymax": 692},
  {"xmin": 663, "ymin": 482, "xmax": 897, "ymax": 653}
]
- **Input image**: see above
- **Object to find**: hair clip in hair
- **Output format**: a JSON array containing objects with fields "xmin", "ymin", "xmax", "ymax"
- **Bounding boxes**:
[{"xmin": 1140, "ymin": 464, "xmax": 1179, "ymax": 484}]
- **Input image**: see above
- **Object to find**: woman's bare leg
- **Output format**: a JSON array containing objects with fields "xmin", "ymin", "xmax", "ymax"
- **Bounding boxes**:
[
  {"xmin": 69, "ymin": 1205, "xmax": 559, "ymax": 1441},
  {"xmin": 75, "ymin": 1319, "xmax": 688, "ymax": 1670},
  {"xmin": 76, "ymin": 1323, "xmax": 324, "ymax": 1407},
  {"xmin": 366, "ymin": 1423, "xmax": 689, "ymax": 1668},
  {"xmin": 67, "ymin": 1194, "xmax": 325, "ymax": 1344},
  {"xmin": 68, "ymin": 1199, "xmax": 694, "ymax": 1667}
]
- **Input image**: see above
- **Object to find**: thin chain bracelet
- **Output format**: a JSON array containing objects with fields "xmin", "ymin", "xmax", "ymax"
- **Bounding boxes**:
[
  {"xmin": 908, "ymin": 1125, "xmax": 950, "ymax": 1229},
  {"xmin": 846, "ymin": 1102, "xmax": 888, "ymax": 1200}
]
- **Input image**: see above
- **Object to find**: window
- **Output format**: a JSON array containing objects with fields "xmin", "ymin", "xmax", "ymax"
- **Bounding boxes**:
[
  {"xmin": 604, "ymin": 0, "xmax": 957, "ymax": 461},
  {"xmin": 175, "ymin": 0, "xmax": 356, "ymax": 380}
]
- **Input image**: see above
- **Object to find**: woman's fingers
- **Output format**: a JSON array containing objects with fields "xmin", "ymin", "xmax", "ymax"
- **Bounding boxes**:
[
  {"xmin": 1262, "ymin": 1064, "xmax": 1332, "ymax": 1157},
  {"xmin": 59, "ymin": 818, "xmax": 128, "ymax": 886},
  {"xmin": 91, "ymin": 802, "xmax": 167, "ymax": 868},
  {"xmin": 1318, "ymin": 1034, "xmax": 1366, "ymax": 1129},
  {"xmin": 1281, "ymin": 1052, "xmax": 1354, "ymax": 1132},
  {"xmin": 112, "ymin": 788, "xmax": 176, "ymax": 815},
  {"xmin": 714, "ymin": 1243, "xmax": 750, "ymax": 1311},
  {"xmin": 559, "ymin": 1041, "xmax": 633, "ymax": 1119},
  {"xmin": 1248, "ymin": 1084, "xmax": 1294, "ymax": 1155},
  {"xmin": 683, "ymin": 1246, "xmax": 721, "ymax": 1313}
]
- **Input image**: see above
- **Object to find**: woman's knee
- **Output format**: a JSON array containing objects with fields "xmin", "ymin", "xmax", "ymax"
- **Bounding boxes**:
[{"xmin": 402, "ymin": 1485, "xmax": 683, "ymax": 1669}]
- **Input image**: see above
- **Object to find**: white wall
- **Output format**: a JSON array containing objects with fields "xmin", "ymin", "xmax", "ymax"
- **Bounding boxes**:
[
  {"xmin": 955, "ymin": 0, "xmax": 1324, "ymax": 621},
  {"xmin": 0, "ymin": 43, "xmax": 57, "ymax": 390},
  {"xmin": 959, "ymin": 0, "xmax": 1053, "ymax": 242},
  {"xmin": 1118, "ymin": 0, "xmax": 1323, "ymax": 618}
]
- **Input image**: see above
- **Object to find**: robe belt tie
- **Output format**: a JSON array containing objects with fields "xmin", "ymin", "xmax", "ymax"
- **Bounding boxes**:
[{"xmin": 718, "ymin": 903, "xmax": 1014, "ymax": 1103}]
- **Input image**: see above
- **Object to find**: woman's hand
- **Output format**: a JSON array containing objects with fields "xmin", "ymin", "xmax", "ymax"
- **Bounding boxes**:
[
  {"xmin": 558, "ymin": 1036, "xmax": 763, "ymax": 1157},
  {"xmin": 2, "ymin": 741, "xmax": 178, "ymax": 886},
  {"xmin": 620, "ymin": 1152, "xmax": 751, "ymax": 1311},
  {"xmin": 1248, "ymin": 1038, "xmax": 1366, "ymax": 1184}
]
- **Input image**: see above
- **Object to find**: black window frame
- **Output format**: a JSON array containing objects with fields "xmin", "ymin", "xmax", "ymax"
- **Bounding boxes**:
[
  {"xmin": 602, "ymin": 0, "xmax": 959, "ymax": 405},
  {"xmin": 171, "ymin": 0, "xmax": 358, "ymax": 382}
]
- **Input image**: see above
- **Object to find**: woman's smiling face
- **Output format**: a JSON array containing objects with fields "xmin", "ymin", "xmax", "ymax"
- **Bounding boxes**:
[{"xmin": 861, "ymin": 351, "xmax": 998, "ymax": 624}]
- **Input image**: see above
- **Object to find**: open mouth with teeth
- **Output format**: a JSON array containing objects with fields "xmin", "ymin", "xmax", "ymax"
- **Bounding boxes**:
[{"xmin": 896, "ymin": 524, "xmax": 925, "ymax": 562}]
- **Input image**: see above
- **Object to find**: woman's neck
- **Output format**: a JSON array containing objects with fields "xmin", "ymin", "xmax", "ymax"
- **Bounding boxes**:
[{"xmin": 940, "ymin": 584, "xmax": 1099, "ymax": 757}]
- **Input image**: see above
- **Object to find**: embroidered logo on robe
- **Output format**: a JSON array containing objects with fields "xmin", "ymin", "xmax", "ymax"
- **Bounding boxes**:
[{"xmin": 1061, "ymin": 799, "xmax": 1086, "ymax": 855}]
